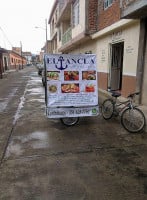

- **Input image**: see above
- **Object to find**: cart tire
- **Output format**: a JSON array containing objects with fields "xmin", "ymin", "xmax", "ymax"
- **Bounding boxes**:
[{"xmin": 60, "ymin": 117, "xmax": 79, "ymax": 126}]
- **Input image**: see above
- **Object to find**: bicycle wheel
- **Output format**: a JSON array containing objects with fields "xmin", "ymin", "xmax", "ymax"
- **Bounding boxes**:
[
  {"xmin": 121, "ymin": 107, "xmax": 145, "ymax": 133},
  {"xmin": 101, "ymin": 99, "xmax": 114, "ymax": 120},
  {"xmin": 60, "ymin": 117, "xmax": 79, "ymax": 126}
]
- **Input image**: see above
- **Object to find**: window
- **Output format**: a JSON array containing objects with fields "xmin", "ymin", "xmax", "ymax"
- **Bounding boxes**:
[
  {"xmin": 104, "ymin": 0, "xmax": 113, "ymax": 9},
  {"xmin": 73, "ymin": 0, "xmax": 79, "ymax": 27}
]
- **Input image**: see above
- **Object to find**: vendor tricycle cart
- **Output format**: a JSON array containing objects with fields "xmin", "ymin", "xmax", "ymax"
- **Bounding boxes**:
[{"xmin": 44, "ymin": 54, "xmax": 99, "ymax": 126}]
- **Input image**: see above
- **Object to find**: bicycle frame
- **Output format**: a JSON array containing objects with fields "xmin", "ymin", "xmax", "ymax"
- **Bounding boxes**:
[{"xmin": 112, "ymin": 97, "xmax": 133, "ymax": 115}]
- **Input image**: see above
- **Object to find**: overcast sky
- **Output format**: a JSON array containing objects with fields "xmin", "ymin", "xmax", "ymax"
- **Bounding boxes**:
[{"xmin": 0, "ymin": 0, "xmax": 55, "ymax": 54}]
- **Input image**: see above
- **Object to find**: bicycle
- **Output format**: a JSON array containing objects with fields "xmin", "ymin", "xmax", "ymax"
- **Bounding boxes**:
[{"xmin": 101, "ymin": 91, "xmax": 146, "ymax": 133}]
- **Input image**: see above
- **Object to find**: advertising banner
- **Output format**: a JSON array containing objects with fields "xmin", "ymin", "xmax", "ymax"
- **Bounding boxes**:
[{"xmin": 44, "ymin": 54, "xmax": 99, "ymax": 118}]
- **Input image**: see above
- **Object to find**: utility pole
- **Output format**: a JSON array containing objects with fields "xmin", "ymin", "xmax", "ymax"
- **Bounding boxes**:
[
  {"xmin": 0, "ymin": 59, "xmax": 3, "ymax": 79},
  {"xmin": 45, "ymin": 18, "xmax": 48, "ymax": 54},
  {"xmin": 20, "ymin": 41, "xmax": 23, "ymax": 69},
  {"xmin": 35, "ymin": 19, "xmax": 48, "ymax": 53}
]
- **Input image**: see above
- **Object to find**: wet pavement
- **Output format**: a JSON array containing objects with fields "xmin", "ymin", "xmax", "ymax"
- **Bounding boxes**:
[{"xmin": 0, "ymin": 67, "xmax": 147, "ymax": 200}]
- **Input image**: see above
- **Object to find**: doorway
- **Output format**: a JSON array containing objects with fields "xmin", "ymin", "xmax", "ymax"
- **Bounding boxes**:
[
  {"xmin": 109, "ymin": 42, "xmax": 124, "ymax": 91},
  {"xmin": 4, "ymin": 57, "xmax": 8, "ymax": 70}
]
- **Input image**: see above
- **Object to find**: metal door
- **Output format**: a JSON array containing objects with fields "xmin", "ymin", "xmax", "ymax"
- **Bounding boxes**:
[{"xmin": 109, "ymin": 42, "xmax": 124, "ymax": 91}]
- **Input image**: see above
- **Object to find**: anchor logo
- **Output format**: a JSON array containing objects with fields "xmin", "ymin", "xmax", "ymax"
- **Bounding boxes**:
[{"xmin": 55, "ymin": 56, "xmax": 68, "ymax": 70}]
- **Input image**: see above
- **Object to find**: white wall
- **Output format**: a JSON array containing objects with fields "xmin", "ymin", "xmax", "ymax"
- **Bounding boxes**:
[
  {"xmin": 142, "ymin": 35, "xmax": 147, "ymax": 105},
  {"xmin": 95, "ymin": 20, "xmax": 140, "ymax": 75},
  {"xmin": 123, "ymin": 22, "xmax": 140, "ymax": 76},
  {"xmin": 68, "ymin": 20, "xmax": 140, "ymax": 77},
  {"xmin": 72, "ymin": 0, "xmax": 86, "ymax": 38}
]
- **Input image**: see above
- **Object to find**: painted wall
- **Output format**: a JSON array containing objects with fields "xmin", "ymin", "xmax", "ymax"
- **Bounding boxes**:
[
  {"xmin": 72, "ymin": 0, "xmax": 86, "ymax": 38},
  {"xmin": 95, "ymin": 21, "xmax": 140, "ymax": 76},
  {"xmin": 142, "ymin": 35, "xmax": 147, "ymax": 105},
  {"xmin": 71, "ymin": 20, "xmax": 140, "ymax": 74},
  {"xmin": 9, "ymin": 52, "xmax": 26, "ymax": 69},
  {"xmin": 95, "ymin": 21, "xmax": 140, "ymax": 96},
  {"xmin": 68, "ymin": 20, "xmax": 140, "ymax": 97},
  {"xmin": 123, "ymin": 23, "xmax": 140, "ymax": 76},
  {"xmin": 69, "ymin": 40, "xmax": 97, "ymax": 55}
]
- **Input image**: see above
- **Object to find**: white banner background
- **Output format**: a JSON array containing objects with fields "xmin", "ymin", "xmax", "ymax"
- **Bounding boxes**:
[{"xmin": 44, "ymin": 54, "xmax": 99, "ymax": 118}]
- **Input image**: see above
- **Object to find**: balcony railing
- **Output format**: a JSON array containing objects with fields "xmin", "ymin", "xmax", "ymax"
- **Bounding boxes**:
[{"xmin": 62, "ymin": 28, "xmax": 72, "ymax": 45}]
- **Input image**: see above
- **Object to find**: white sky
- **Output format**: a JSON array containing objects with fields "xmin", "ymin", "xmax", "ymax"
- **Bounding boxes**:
[{"xmin": 0, "ymin": 0, "xmax": 55, "ymax": 54}]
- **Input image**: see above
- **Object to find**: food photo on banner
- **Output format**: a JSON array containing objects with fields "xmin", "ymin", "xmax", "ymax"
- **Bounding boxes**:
[{"xmin": 44, "ymin": 54, "xmax": 99, "ymax": 118}]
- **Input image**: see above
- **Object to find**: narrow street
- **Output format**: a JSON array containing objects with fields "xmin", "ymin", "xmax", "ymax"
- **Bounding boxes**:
[{"xmin": 0, "ymin": 66, "xmax": 147, "ymax": 200}]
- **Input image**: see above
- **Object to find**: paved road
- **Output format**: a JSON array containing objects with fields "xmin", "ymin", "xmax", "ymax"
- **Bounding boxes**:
[{"xmin": 0, "ymin": 67, "xmax": 147, "ymax": 200}]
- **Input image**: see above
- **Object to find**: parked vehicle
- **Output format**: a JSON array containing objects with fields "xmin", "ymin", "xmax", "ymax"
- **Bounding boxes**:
[
  {"xmin": 101, "ymin": 91, "xmax": 146, "ymax": 133},
  {"xmin": 44, "ymin": 54, "xmax": 99, "ymax": 126},
  {"xmin": 41, "ymin": 69, "xmax": 45, "ymax": 86},
  {"xmin": 38, "ymin": 64, "xmax": 44, "ymax": 76}
]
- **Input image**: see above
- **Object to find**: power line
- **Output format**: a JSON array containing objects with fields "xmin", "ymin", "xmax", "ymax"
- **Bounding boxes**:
[{"xmin": 0, "ymin": 26, "xmax": 13, "ymax": 48}]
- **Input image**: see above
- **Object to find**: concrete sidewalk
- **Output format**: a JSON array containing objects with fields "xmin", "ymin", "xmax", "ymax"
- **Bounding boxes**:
[
  {"xmin": 1, "ymin": 69, "xmax": 17, "ymax": 78},
  {"xmin": 98, "ymin": 89, "xmax": 147, "ymax": 132},
  {"xmin": 1, "ymin": 67, "xmax": 25, "ymax": 79}
]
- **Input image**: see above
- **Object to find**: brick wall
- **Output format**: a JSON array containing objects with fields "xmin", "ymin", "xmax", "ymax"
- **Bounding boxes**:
[
  {"xmin": 87, "ymin": 0, "xmax": 98, "ymax": 34},
  {"xmin": 98, "ymin": 0, "xmax": 120, "ymax": 31}
]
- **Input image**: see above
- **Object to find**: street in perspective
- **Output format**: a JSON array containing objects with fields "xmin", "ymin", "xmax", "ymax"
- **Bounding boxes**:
[{"xmin": 0, "ymin": 66, "xmax": 147, "ymax": 200}]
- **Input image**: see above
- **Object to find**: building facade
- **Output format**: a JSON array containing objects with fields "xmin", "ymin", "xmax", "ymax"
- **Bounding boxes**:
[
  {"xmin": 0, "ymin": 48, "xmax": 9, "ymax": 78},
  {"xmin": 48, "ymin": 0, "xmax": 147, "ymax": 105},
  {"xmin": 120, "ymin": 0, "xmax": 147, "ymax": 104},
  {"xmin": 22, "ymin": 52, "xmax": 32, "ymax": 65},
  {"xmin": 9, "ymin": 50, "xmax": 26, "ymax": 70}
]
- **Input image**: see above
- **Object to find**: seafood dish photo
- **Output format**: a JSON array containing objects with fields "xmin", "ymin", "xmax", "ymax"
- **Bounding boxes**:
[
  {"xmin": 64, "ymin": 71, "xmax": 79, "ymax": 81},
  {"xmin": 61, "ymin": 83, "xmax": 79, "ymax": 93},
  {"xmin": 82, "ymin": 71, "xmax": 96, "ymax": 80},
  {"xmin": 47, "ymin": 71, "xmax": 60, "ymax": 80}
]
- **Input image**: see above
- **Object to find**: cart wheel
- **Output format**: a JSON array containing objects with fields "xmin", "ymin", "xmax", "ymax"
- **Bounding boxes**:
[{"xmin": 60, "ymin": 117, "xmax": 79, "ymax": 126}]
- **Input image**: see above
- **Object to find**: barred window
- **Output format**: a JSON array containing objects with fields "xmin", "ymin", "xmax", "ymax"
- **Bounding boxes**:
[{"xmin": 104, "ymin": 0, "xmax": 113, "ymax": 9}]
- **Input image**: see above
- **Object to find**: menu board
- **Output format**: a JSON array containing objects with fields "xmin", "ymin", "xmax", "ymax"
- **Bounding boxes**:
[{"xmin": 44, "ymin": 54, "xmax": 99, "ymax": 118}]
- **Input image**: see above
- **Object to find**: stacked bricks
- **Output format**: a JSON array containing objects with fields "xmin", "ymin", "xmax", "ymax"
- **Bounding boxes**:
[
  {"xmin": 87, "ymin": 0, "xmax": 98, "ymax": 34},
  {"xmin": 98, "ymin": 0, "xmax": 120, "ymax": 31}
]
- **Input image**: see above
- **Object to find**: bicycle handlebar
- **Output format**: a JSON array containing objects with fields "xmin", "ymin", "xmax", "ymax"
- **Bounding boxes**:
[
  {"xmin": 127, "ymin": 92, "xmax": 140, "ymax": 98},
  {"xmin": 109, "ymin": 91, "xmax": 140, "ymax": 99}
]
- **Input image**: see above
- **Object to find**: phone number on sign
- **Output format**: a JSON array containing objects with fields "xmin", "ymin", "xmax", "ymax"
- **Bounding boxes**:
[{"xmin": 46, "ymin": 106, "xmax": 99, "ymax": 118}]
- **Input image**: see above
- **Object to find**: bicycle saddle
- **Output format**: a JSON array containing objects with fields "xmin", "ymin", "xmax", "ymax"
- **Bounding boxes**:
[{"xmin": 111, "ymin": 91, "xmax": 121, "ymax": 98}]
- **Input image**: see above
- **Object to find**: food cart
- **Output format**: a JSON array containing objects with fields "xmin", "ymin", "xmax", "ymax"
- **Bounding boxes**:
[{"xmin": 44, "ymin": 54, "xmax": 99, "ymax": 126}]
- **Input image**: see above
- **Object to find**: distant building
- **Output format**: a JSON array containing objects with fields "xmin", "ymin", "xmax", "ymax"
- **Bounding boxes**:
[
  {"xmin": 0, "ymin": 47, "xmax": 27, "ymax": 78},
  {"xmin": 42, "ymin": 40, "xmax": 53, "ymax": 54},
  {"xmin": 8, "ymin": 50, "xmax": 26, "ymax": 70},
  {"xmin": 0, "ymin": 48, "xmax": 9, "ymax": 78},
  {"xmin": 22, "ymin": 51, "xmax": 32, "ymax": 65},
  {"xmin": 39, "ymin": 51, "xmax": 44, "ymax": 63},
  {"xmin": 12, "ymin": 47, "xmax": 22, "ymax": 55}
]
